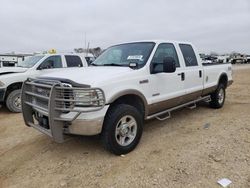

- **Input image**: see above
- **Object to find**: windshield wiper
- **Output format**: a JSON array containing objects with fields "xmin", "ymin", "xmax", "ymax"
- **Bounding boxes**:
[
  {"xmin": 90, "ymin": 63, "xmax": 99, "ymax": 66},
  {"xmin": 90, "ymin": 63, "xmax": 128, "ymax": 67},
  {"xmin": 102, "ymin": 63, "xmax": 126, "ymax": 67}
]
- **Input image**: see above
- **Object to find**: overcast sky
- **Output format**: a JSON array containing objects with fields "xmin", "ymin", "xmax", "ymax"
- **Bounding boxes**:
[{"xmin": 0, "ymin": 0, "xmax": 250, "ymax": 54}]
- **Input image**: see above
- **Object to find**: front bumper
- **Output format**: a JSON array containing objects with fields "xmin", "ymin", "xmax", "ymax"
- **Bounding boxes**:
[
  {"xmin": 0, "ymin": 88, "xmax": 6, "ymax": 102},
  {"xmin": 66, "ymin": 106, "xmax": 109, "ymax": 136},
  {"xmin": 22, "ymin": 78, "xmax": 106, "ymax": 143}
]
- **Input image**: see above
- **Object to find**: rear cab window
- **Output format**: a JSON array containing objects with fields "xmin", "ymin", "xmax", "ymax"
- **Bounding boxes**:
[
  {"xmin": 179, "ymin": 44, "xmax": 198, "ymax": 67},
  {"xmin": 65, "ymin": 55, "xmax": 83, "ymax": 67}
]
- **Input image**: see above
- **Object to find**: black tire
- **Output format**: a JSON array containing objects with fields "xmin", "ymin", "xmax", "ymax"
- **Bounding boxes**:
[
  {"xmin": 6, "ymin": 89, "xmax": 22, "ymax": 113},
  {"xmin": 101, "ymin": 104, "xmax": 143, "ymax": 155},
  {"xmin": 209, "ymin": 84, "xmax": 226, "ymax": 109}
]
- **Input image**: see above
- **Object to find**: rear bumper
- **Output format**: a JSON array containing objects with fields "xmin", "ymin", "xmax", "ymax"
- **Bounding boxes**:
[{"xmin": 0, "ymin": 88, "xmax": 6, "ymax": 102}]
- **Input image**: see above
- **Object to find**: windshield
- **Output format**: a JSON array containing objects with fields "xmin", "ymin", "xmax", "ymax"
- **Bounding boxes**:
[
  {"xmin": 92, "ymin": 42, "xmax": 155, "ymax": 68},
  {"xmin": 18, "ymin": 55, "xmax": 44, "ymax": 68}
]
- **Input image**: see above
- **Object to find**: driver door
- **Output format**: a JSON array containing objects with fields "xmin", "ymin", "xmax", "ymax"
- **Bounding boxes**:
[{"xmin": 147, "ymin": 43, "xmax": 185, "ymax": 115}]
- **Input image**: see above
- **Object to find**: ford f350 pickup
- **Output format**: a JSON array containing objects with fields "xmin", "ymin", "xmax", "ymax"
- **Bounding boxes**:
[{"xmin": 21, "ymin": 40, "xmax": 233, "ymax": 155}]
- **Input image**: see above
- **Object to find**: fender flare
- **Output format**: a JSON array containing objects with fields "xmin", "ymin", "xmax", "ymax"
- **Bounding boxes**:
[
  {"xmin": 217, "ymin": 73, "xmax": 228, "ymax": 88},
  {"xmin": 108, "ymin": 89, "xmax": 149, "ymax": 117}
]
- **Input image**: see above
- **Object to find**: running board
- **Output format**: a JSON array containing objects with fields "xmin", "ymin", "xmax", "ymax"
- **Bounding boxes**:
[
  {"xmin": 146, "ymin": 96, "xmax": 211, "ymax": 120},
  {"xmin": 156, "ymin": 112, "xmax": 171, "ymax": 121},
  {"xmin": 186, "ymin": 103, "xmax": 196, "ymax": 109}
]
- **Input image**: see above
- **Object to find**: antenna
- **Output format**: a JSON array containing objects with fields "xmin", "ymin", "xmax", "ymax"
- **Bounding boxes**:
[
  {"xmin": 87, "ymin": 42, "xmax": 90, "ymax": 55},
  {"xmin": 84, "ymin": 32, "xmax": 87, "ymax": 56}
]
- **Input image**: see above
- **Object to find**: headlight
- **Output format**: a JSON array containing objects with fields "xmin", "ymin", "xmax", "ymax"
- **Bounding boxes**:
[
  {"xmin": 0, "ymin": 81, "xmax": 5, "ymax": 87},
  {"xmin": 74, "ymin": 89, "xmax": 105, "ymax": 107}
]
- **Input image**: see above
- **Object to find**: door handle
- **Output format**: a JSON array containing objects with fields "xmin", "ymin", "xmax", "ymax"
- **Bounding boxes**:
[
  {"xmin": 199, "ymin": 70, "xmax": 202, "ymax": 78},
  {"xmin": 178, "ymin": 72, "xmax": 185, "ymax": 81}
]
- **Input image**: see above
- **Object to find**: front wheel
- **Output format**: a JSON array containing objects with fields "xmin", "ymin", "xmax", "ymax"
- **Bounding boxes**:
[
  {"xmin": 6, "ymin": 89, "xmax": 22, "ymax": 113},
  {"xmin": 209, "ymin": 84, "xmax": 226, "ymax": 109},
  {"xmin": 101, "ymin": 104, "xmax": 143, "ymax": 155}
]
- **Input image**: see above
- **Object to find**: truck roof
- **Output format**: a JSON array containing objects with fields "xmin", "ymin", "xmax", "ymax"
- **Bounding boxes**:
[
  {"xmin": 113, "ymin": 40, "xmax": 193, "ymax": 46},
  {"xmin": 33, "ymin": 53, "xmax": 83, "ymax": 56}
]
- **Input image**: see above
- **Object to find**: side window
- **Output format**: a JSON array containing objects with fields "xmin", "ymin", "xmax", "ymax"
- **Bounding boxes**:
[
  {"xmin": 40, "ymin": 55, "xmax": 62, "ymax": 69},
  {"xmin": 65, "ymin": 55, "xmax": 83, "ymax": 67},
  {"xmin": 179, "ymin": 44, "xmax": 198, "ymax": 67},
  {"xmin": 151, "ymin": 43, "xmax": 180, "ymax": 72},
  {"xmin": 85, "ymin": 57, "xmax": 95, "ymax": 65}
]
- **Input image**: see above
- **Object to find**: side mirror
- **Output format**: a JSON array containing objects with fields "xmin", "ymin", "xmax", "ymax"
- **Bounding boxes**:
[
  {"xmin": 37, "ymin": 65, "xmax": 45, "ymax": 70},
  {"xmin": 163, "ymin": 57, "xmax": 176, "ymax": 73}
]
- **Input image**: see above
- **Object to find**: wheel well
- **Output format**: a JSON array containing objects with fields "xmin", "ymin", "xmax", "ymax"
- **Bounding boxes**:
[
  {"xmin": 218, "ymin": 74, "xmax": 228, "ymax": 88},
  {"xmin": 5, "ymin": 82, "xmax": 23, "ymax": 100},
  {"xmin": 109, "ymin": 94, "xmax": 145, "ymax": 117}
]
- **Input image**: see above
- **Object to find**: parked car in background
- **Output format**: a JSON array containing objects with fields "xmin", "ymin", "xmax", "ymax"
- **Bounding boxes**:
[
  {"xmin": 200, "ymin": 54, "xmax": 220, "ymax": 64},
  {"xmin": 0, "ymin": 54, "xmax": 87, "ymax": 112},
  {"xmin": 246, "ymin": 55, "xmax": 250, "ymax": 63},
  {"xmin": 22, "ymin": 40, "xmax": 233, "ymax": 155},
  {"xmin": 230, "ymin": 54, "xmax": 247, "ymax": 64},
  {"xmin": 217, "ymin": 55, "xmax": 230, "ymax": 63},
  {"xmin": 0, "ymin": 54, "xmax": 32, "ymax": 67},
  {"xmin": 84, "ymin": 53, "xmax": 96, "ymax": 65}
]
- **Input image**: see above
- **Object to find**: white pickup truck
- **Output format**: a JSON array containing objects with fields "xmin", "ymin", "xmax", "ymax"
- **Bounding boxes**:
[
  {"xmin": 0, "ymin": 54, "xmax": 87, "ymax": 112},
  {"xmin": 22, "ymin": 40, "xmax": 233, "ymax": 155}
]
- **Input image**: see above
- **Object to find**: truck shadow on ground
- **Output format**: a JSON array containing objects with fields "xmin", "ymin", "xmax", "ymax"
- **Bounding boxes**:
[
  {"xmin": 144, "ymin": 101, "xmax": 210, "ymax": 130},
  {"xmin": 0, "ymin": 102, "xmax": 212, "ymax": 156},
  {"xmin": 43, "ymin": 101, "xmax": 212, "ymax": 155},
  {"xmin": 0, "ymin": 105, "xmax": 11, "ymax": 113}
]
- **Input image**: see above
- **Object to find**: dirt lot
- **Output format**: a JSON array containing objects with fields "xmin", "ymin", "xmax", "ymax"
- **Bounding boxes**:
[{"xmin": 0, "ymin": 65, "xmax": 250, "ymax": 188}]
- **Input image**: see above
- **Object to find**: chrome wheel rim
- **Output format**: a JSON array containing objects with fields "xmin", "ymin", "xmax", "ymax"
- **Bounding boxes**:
[
  {"xmin": 218, "ymin": 88, "xmax": 224, "ymax": 104},
  {"xmin": 115, "ymin": 115, "xmax": 137, "ymax": 146},
  {"xmin": 14, "ymin": 94, "xmax": 21, "ymax": 109}
]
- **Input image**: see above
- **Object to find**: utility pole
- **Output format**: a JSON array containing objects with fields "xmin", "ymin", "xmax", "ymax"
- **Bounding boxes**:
[{"xmin": 84, "ymin": 32, "xmax": 87, "ymax": 56}]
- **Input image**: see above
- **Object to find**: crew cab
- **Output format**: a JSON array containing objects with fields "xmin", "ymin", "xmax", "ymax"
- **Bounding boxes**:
[
  {"xmin": 21, "ymin": 40, "xmax": 233, "ymax": 155},
  {"xmin": 0, "ymin": 54, "xmax": 87, "ymax": 112}
]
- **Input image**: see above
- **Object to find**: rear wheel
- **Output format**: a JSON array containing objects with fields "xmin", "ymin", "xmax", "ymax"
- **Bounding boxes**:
[
  {"xmin": 101, "ymin": 104, "xmax": 143, "ymax": 155},
  {"xmin": 209, "ymin": 84, "xmax": 226, "ymax": 109},
  {"xmin": 6, "ymin": 89, "xmax": 22, "ymax": 113}
]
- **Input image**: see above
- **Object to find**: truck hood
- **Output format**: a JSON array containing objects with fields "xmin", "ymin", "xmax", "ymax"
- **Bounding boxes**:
[
  {"xmin": 0, "ymin": 67, "xmax": 28, "ymax": 75},
  {"xmin": 39, "ymin": 66, "xmax": 134, "ymax": 86}
]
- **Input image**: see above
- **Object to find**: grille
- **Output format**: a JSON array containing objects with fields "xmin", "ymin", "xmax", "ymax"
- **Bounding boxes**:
[{"xmin": 55, "ymin": 86, "xmax": 75, "ymax": 112}]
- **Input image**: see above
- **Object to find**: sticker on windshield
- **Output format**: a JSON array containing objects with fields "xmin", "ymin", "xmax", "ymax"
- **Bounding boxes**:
[{"xmin": 127, "ymin": 55, "xmax": 143, "ymax": 61}]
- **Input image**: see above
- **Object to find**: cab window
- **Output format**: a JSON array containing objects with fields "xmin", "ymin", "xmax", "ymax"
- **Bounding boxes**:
[
  {"xmin": 65, "ymin": 55, "xmax": 83, "ymax": 67},
  {"xmin": 151, "ymin": 43, "xmax": 180, "ymax": 72},
  {"xmin": 179, "ymin": 44, "xmax": 198, "ymax": 67},
  {"xmin": 39, "ymin": 55, "xmax": 62, "ymax": 69}
]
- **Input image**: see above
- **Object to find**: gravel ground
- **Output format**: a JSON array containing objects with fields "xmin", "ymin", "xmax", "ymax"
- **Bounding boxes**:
[{"xmin": 0, "ymin": 65, "xmax": 250, "ymax": 188}]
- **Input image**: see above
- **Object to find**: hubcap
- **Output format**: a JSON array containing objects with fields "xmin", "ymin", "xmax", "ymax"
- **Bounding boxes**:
[
  {"xmin": 14, "ymin": 94, "xmax": 21, "ymax": 109},
  {"xmin": 115, "ymin": 115, "xmax": 137, "ymax": 146},
  {"xmin": 218, "ymin": 88, "xmax": 224, "ymax": 104}
]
